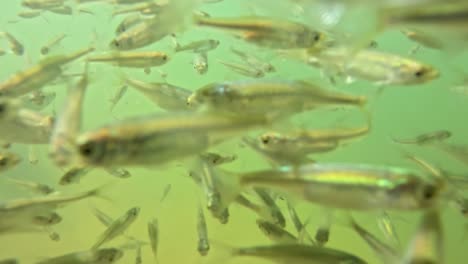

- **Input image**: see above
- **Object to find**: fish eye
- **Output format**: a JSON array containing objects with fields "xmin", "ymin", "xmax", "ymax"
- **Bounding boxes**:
[
  {"xmin": 0, "ymin": 103, "xmax": 6, "ymax": 115},
  {"xmin": 421, "ymin": 185, "xmax": 437, "ymax": 200},
  {"xmin": 162, "ymin": 55, "xmax": 167, "ymax": 61},
  {"xmin": 79, "ymin": 141, "xmax": 104, "ymax": 163},
  {"xmin": 313, "ymin": 33, "xmax": 321, "ymax": 42},
  {"xmin": 414, "ymin": 69, "xmax": 425, "ymax": 78}
]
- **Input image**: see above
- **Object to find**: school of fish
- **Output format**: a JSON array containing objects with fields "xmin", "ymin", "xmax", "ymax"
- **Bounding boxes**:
[{"xmin": 0, "ymin": 0, "xmax": 467, "ymax": 263}]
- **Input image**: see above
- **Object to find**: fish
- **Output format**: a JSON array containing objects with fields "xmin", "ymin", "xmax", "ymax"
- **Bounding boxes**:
[
  {"xmin": 91, "ymin": 207, "xmax": 114, "ymax": 227},
  {"xmin": 0, "ymin": 259, "xmax": 18, "ymax": 264},
  {"xmin": 110, "ymin": 0, "xmax": 199, "ymax": 50},
  {"xmin": 392, "ymin": 130, "xmax": 452, "ymax": 145},
  {"xmin": 135, "ymin": 246, "xmax": 142, "ymax": 264},
  {"xmin": 196, "ymin": 160, "xmax": 232, "ymax": 224},
  {"xmin": 21, "ymin": 0, "xmax": 65, "ymax": 10},
  {"xmin": 1, "ymin": 32, "xmax": 24, "ymax": 56},
  {"xmin": 87, "ymin": 51, "xmax": 169, "ymax": 74},
  {"xmin": 234, "ymin": 194, "xmax": 281, "ymax": 225},
  {"xmin": 219, "ymin": 243, "xmax": 367, "ymax": 264},
  {"xmin": 17, "ymin": 9, "xmax": 42, "ymax": 18},
  {"xmin": 197, "ymin": 205, "xmax": 210, "ymax": 256},
  {"xmin": 104, "ymin": 168, "xmax": 132, "ymax": 178},
  {"xmin": 286, "ymin": 201, "xmax": 315, "ymax": 244},
  {"xmin": 0, "ymin": 185, "xmax": 107, "ymax": 233},
  {"xmin": 147, "ymin": 218, "xmax": 159, "ymax": 263},
  {"xmin": 228, "ymin": 162, "xmax": 444, "ymax": 211},
  {"xmin": 230, "ymin": 46, "xmax": 276, "ymax": 73},
  {"xmin": 348, "ymin": 216, "xmax": 400, "ymax": 264},
  {"xmin": 173, "ymin": 37, "xmax": 220, "ymax": 53},
  {"xmin": 200, "ymin": 152, "xmax": 237, "ymax": 166},
  {"xmin": 193, "ymin": 15, "xmax": 325, "ymax": 49},
  {"xmin": 0, "ymin": 47, "xmax": 94, "ymax": 97},
  {"xmin": 432, "ymin": 142, "xmax": 468, "ymax": 166},
  {"xmin": 0, "ymin": 152, "xmax": 21, "ymax": 173},
  {"xmin": 49, "ymin": 65, "xmax": 89, "ymax": 167},
  {"xmin": 59, "ymin": 166, "xmax": 92, "ymax": 185},
  {"xmin": 125, "ymin": 78, "xmax": 192, "ymax": 111},
  {"xmin": 289, "ymin": 47, "xmax": 439, "ymax": 86},
  {"xmin": 192, "ymin": 52, "xmax": 209, "ymax": 75},
  {"xmin": 187, "ymin": 79, "xmax": 367, "ymax": 119},
  {"xmin": 401, "ymin": 29, "xmax": 444, "ymax": 50},
  {"xmin": 377, "ymin": 212, "xmax": 401, "ymax": 247},
  {"xmin": 159, "ymin": 184, "xmax": 172, "ymax": 203},
  {"xmin": 254, "ymin": 188, "xmax": 286, "ymax": 228},
  {"xmin": 76, "ymin": 112, "xmax": 269, "ymax": 167},
  {"xmin": 109, "ymin": 85, "xmax": 128, "ymax": 111},
  {"xmin": 31, "ymin": 211, "xmax": 62, "ymax": 226},
  {"xmin": 402, "ymin": 209, "xmax": 444, "ymax": 264},
  {"xmin": 91, "ymin": 207, "xmax": 140, "ymax": 249},
  {"xmin": 48, "ymin": 5, "xmax": 73, "ymax": 15},
  {"xmin": 6, "ymin": 178, "xmax": 54, "ymax": 195},
  {"xmin": 256, "ymin": 219, "xmax": 298, "ymax": 244},
  {"xmin": 111, "ymin": 1, "xmax": 165, "ymax": 16},
  {"xmin": 218, "ymin": 59, "xmax": 265, "ymax": 78},
  {"xmin": 34, "ymin": 248, "xmax": 124, "ymax": 264},
  {"xmin": 40, "ymin": 33, "xmax": 66, "ymax": 55},
  {"xmin": 244, "ymin": 120, "xmax": 370, "ymax": 166}
]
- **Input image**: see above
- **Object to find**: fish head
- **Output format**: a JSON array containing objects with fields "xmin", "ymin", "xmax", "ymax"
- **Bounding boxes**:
[
  {"xmin": 399, "ymin": 63, "xmax": 439, "ymax": 85},
  {"xmin": 390, "ymin": 175, "xmax": 442, "ymax": 210},
  {"xmin": 109, "ymin": 35, "xmax": 133, "ymax": 51},
  {"xmin": 0, "ymin": 98, "xmax": 20, "ymax": 121},
  {"xmin": 76, "ymin": 132, "xmax": 110, "ymax": 166},
  {"xmin": 127, "ymin": 207, "xmax": 141, "ymax": 218},
  {"xmin": 193, "ymin": 60, "xmax": 208, "ymax": 75},
  {"xmin": 0, "ymin": 153, "xmax": 21, "ymax": 171},
  {"xmin": 297, "ymin": 29, "xmax": 326, "ymax": 49},
  {"xmin": 258, "ymin": 132, "xmax": 286, "ymax": 149}
]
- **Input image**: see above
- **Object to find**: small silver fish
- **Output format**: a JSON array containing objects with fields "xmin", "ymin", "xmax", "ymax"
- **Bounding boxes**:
[
  {"xmin": 197, "ymin": 205, "xmax": 210, "ymax": 256},
  {"xmin": 91, "ymin": 207, "xmax": 140, "ymax": 249},
  {"xmin": 147, "ymin": 218, "xmax": 159, "ymax": 263},
  {"xmin": 6, "ymin": 178, "xmax": 54, "ymax": 195}
]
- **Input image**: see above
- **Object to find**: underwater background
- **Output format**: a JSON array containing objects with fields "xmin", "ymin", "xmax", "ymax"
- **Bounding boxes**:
[{"xmin": 0, "ymin": 1, "xmax": 467, "ymax": 263}]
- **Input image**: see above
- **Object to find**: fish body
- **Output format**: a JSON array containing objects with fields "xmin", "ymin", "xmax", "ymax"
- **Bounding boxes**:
[
  {"xmin": 49, "ymin": 67, "xmax": 89, "ymax": 167},
  {"xmin": 1, "ymin": 32, "xmax": 24, "ymax": 56},
  {"xmin": 231, "ymin": 244, "xmax": 367, "ymax": 264},
  {"xmin": 34, "ymin": 248, "xmax": 123, "ymax": 264},
  {"xmin": 125, "ymin": 78, "xmax": 191, "ymax": 111},
  {"xmin": 91, "ymin": 207, "xmax": 140, "ymax": 249},
  {"xmin": 40, "ymin": 33, "xmax": 67, "ymax": 55},
  {"xmin": 194, "ymin": 15, "xmax": 324, "ymax": 49},
  {"xmin": 88, "ymin": 51, "xmax": 168, "ymax": 70},
  {"xmin": 0, "ymin": 47, "xmax": 94, "ymax": 97},
  {"xmin": 76, "ymin": 112, "xmax": 268, "ymax": 167},
  {"xmin": 59, "ymin": 167, "xmax": 92, "ymax": 185},
  {"xmin": 197, "ymin": 206, "xmax": 210, "ymax": 256},
  {"xmin": 188, "ymin": 80, "xmax": 366, "ymax": 118},
  {"xmin": 237, "ymin": 163, "xmax": 443, "ymax": 211},
  {"xmin": 192, "ymin": 52, "xmax": 208, "ymax": 75},
  {"xmin": 147, "ymin": 218, "xmax": 159, "ymax": 263},
  {"xmin": 175, "ymin": 39, "xmax": 220, "ymax": 53},
  {"xmin": 393, "ymin": 130, "xmax": 451, "ymax": 145},
  {"xmin": 256, "ymin": 219, "xmax": 298, "ymax": 243}
]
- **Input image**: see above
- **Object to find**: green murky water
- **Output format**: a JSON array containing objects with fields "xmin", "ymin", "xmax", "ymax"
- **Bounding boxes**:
[{"xmin": 0, "ymin": 1, "xmax": 467, "ymax": 263}]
